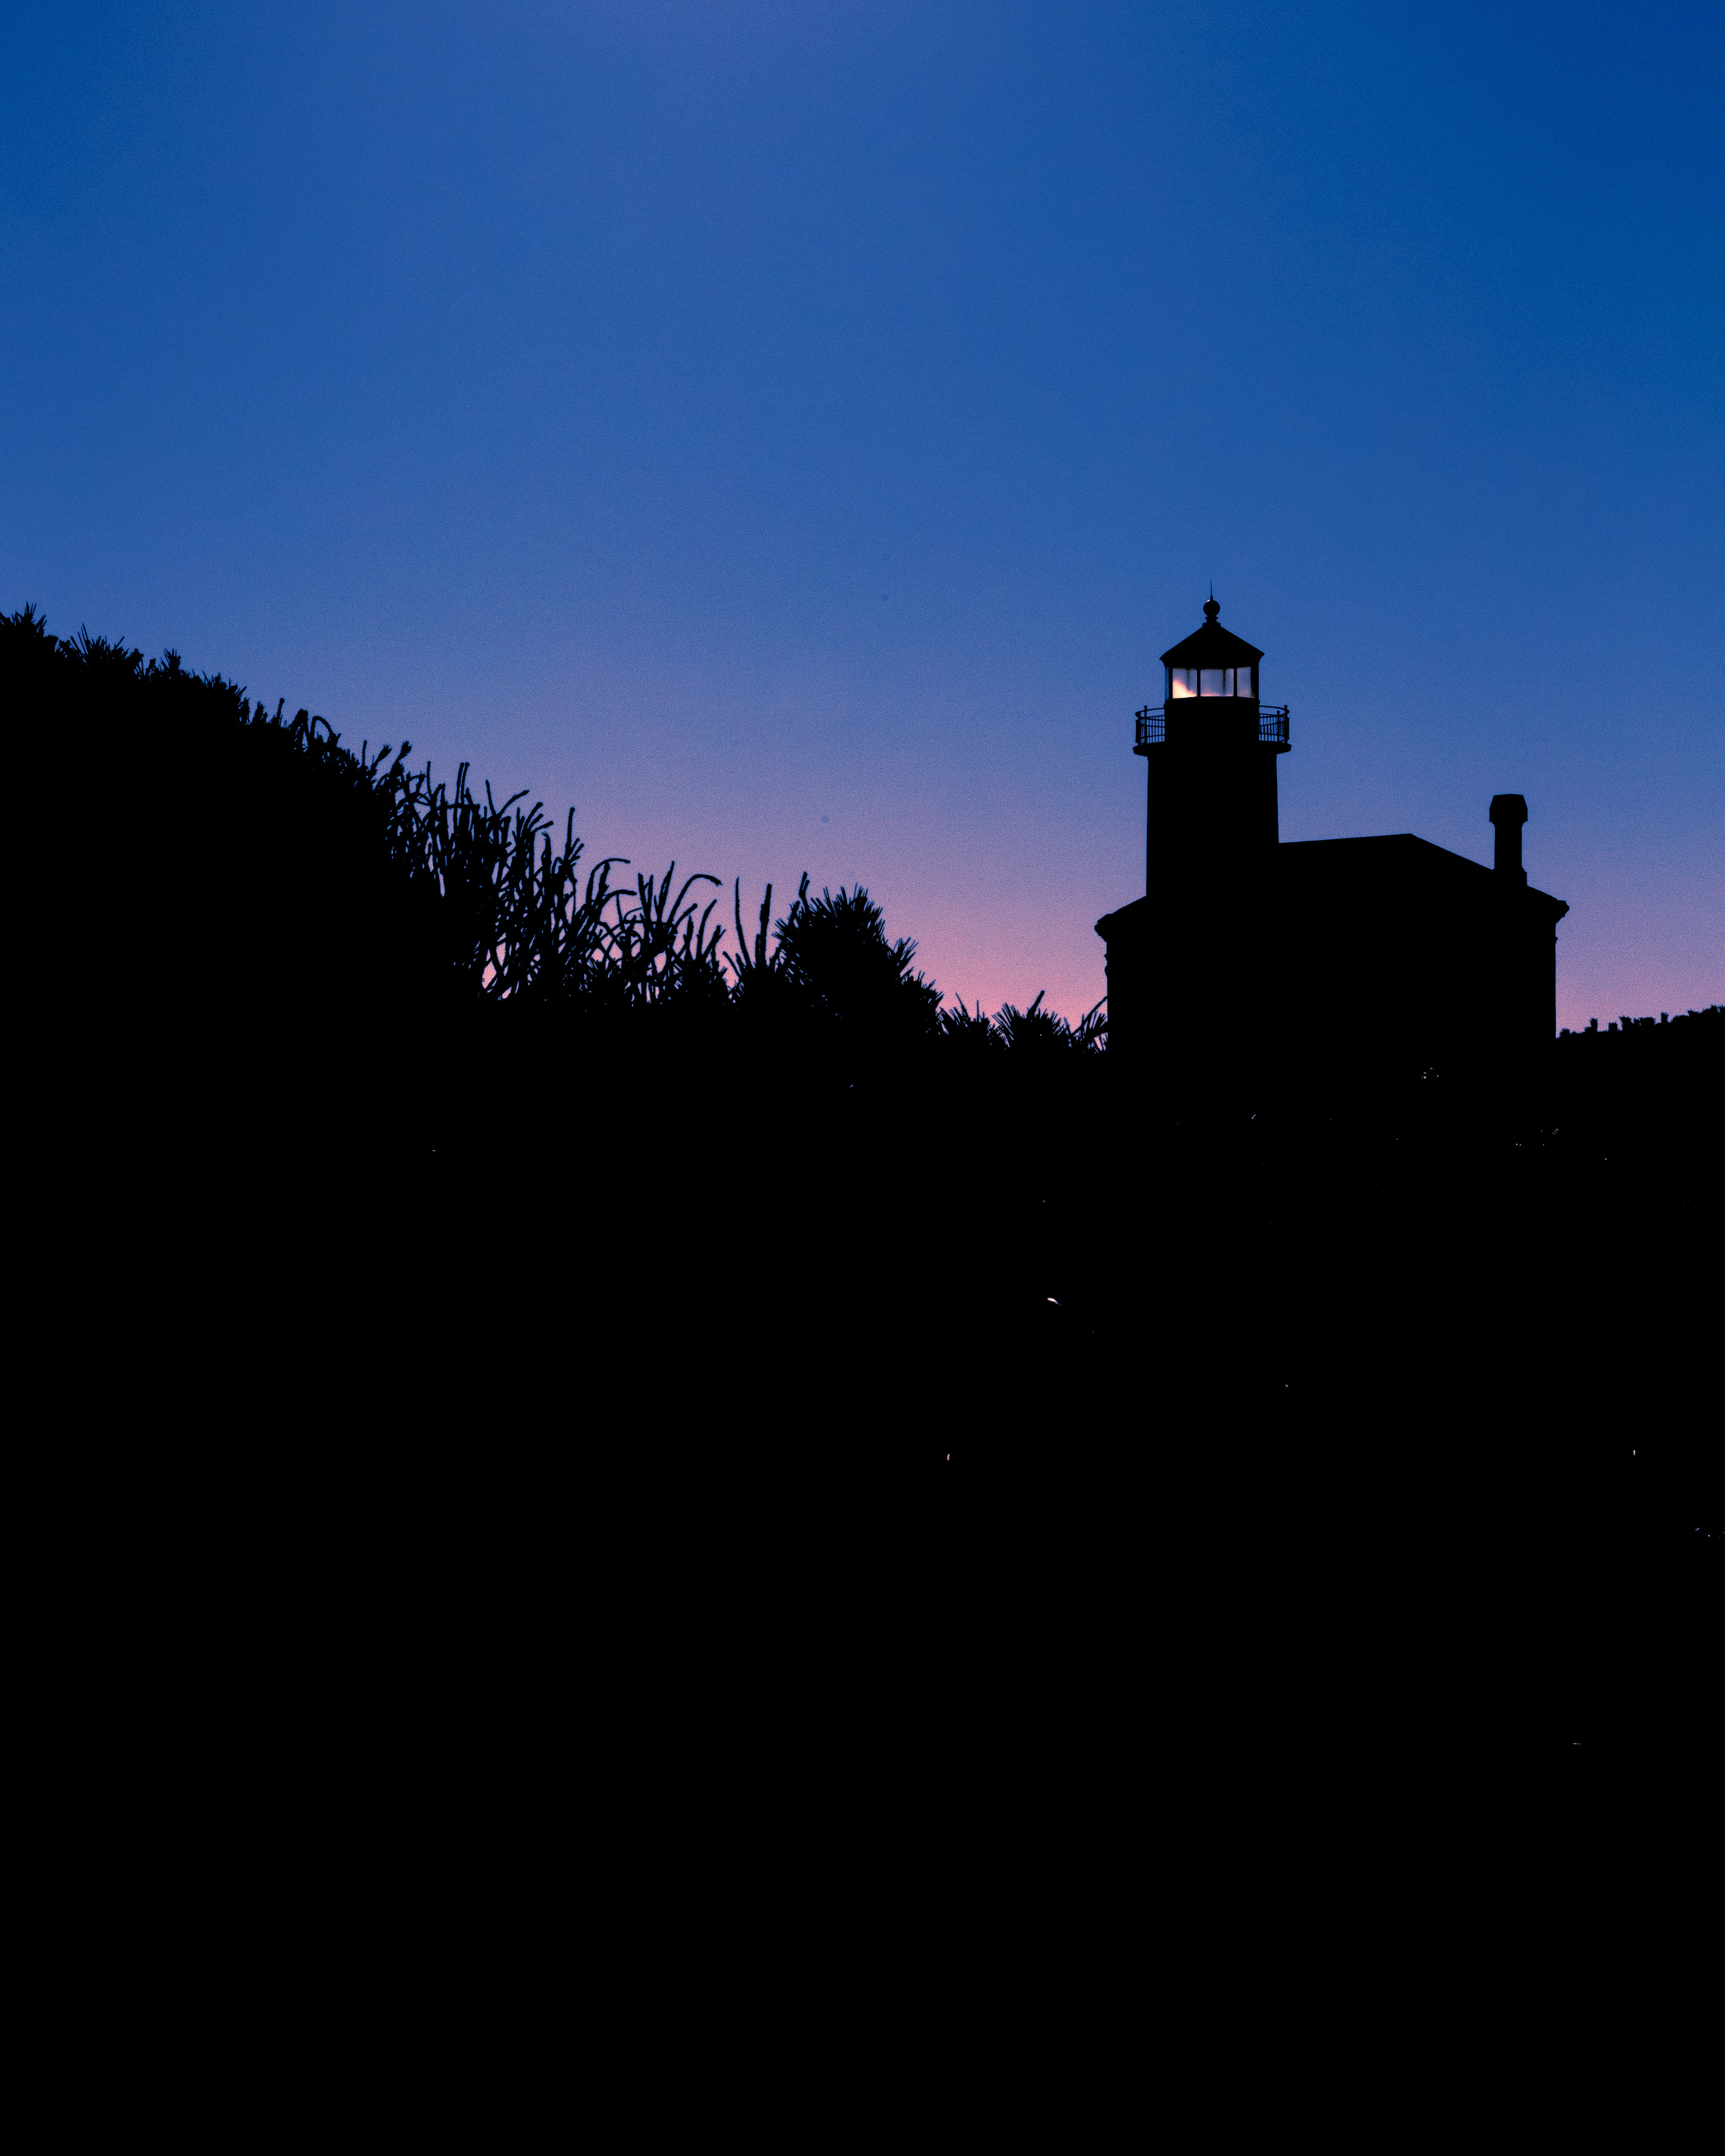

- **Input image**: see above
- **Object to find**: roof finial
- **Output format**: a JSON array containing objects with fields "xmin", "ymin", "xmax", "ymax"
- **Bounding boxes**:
[{"xmin": 1203, "ymin": 585, "xmax": 1220, "ymax": 624}]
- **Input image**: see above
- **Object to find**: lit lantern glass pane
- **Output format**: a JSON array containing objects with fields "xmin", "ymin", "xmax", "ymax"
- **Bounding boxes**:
[
  {"xmin": 1200, "ymin": 669, "xmax": 1227, "ymax": 696},
  {"xmin": 1169, "ymin": 668, "xmax": 1197, "ymax": 698},
  {"xmin": 1237, "ymin": 668, "xmax": 1253, "ymax": 697}
]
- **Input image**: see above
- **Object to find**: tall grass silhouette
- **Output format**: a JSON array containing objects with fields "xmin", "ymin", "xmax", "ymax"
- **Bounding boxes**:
[{"xmin": 6, "ymin": 602, "xmax": 1105, "ymax": 1055}]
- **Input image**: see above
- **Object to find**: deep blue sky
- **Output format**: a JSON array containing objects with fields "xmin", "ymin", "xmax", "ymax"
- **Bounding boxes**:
[{"xmin": 6, "ymin": 1, "xmax": 1720, "ymax": 1026}]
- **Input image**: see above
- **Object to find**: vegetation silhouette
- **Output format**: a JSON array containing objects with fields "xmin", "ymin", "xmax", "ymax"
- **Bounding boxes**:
[{"xmin": 12, "ymin": 602, "xmax": 1717, "ymax": 1761}]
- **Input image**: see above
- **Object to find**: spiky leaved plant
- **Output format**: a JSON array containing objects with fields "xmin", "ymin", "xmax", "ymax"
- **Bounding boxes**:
[
  {"xmin": 769, "ymin": 875, "xmax": 942, "ymax": 1039},
  {"xmin": 593, "ymin": 863, "xmax": 727, "ymax": 1006},
  {"xmin": 989, "ymin": 991, "xmax": 1107, "ymax": 1056}
]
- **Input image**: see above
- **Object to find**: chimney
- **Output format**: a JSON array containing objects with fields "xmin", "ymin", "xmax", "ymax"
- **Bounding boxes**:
[{"xmin": 1489, "ymin": 794, "xmax": 1528, "ymax": 884}]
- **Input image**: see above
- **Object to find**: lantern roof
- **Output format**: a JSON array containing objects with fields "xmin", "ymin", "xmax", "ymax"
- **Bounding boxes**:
[{"xmin": 1160, "ymin": 595, "xmax": 1263, "ymax": 669}]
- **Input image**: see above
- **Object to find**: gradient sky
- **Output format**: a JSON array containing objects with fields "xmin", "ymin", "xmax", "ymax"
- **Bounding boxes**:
[{"xmin": 5, "ymin": 0, "xmax": 1720, "ymax": 1030}]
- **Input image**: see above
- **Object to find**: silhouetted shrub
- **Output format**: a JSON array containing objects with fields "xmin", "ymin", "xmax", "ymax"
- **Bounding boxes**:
[
  {"xmin": 769, "ymin": 876, "xmax": 942, "ymax": 1052},
  {"xmin": 991, "ymin": 990, "xmax": 1107, "ymax": 1059}
]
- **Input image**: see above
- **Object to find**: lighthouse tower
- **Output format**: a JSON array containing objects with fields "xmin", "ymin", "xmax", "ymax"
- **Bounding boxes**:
[{"xmin": 1135, "ymin": 595, "xmax": 1290, "ymax": 886}]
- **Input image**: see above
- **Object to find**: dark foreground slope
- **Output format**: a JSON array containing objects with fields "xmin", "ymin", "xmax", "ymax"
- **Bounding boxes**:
[{"xmin": 14, "ymin": 609, "xmax": 1718, "ymax": 1763}]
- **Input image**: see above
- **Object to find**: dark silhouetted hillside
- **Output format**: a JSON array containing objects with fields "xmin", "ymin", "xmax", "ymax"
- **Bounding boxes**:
[{"xmin": 12, "ymin": 605, "xmax": 1718, "ymax": 1761}]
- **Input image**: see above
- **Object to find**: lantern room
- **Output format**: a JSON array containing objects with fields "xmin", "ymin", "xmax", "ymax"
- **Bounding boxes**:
[{"xmin": 1161, "ymin": 595, "xmax": 1263, "ymax": 700}]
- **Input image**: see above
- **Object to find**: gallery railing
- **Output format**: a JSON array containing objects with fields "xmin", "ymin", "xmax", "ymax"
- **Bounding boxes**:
[{"xmin": 1135, "ymin": 703, "xmax": 1291, "ymax": 749}]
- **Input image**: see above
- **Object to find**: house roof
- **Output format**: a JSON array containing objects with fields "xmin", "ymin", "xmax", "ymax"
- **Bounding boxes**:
[
  {"xmin": 1096, "ymin": 835, "xmax": 1569, "ymax": 940},
  {"xmin": 1277, "ymin": 834, "xmax": 1569, "ymax": 923},
  {"xmin": 1160, "ymin": 597, "xmax": 1264, "ymax": 670}
]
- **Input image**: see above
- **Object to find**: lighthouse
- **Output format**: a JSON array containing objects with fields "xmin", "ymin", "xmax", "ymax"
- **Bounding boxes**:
[{"xmin": 1097, "ymin": 594, "xmax": 1569, "ymax": 1078}]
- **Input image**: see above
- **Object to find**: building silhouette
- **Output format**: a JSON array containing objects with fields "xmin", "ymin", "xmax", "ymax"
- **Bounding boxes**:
[{"xmin": 1096, "ymin": 597, "xmax": 1570, "ymax": 1074}]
